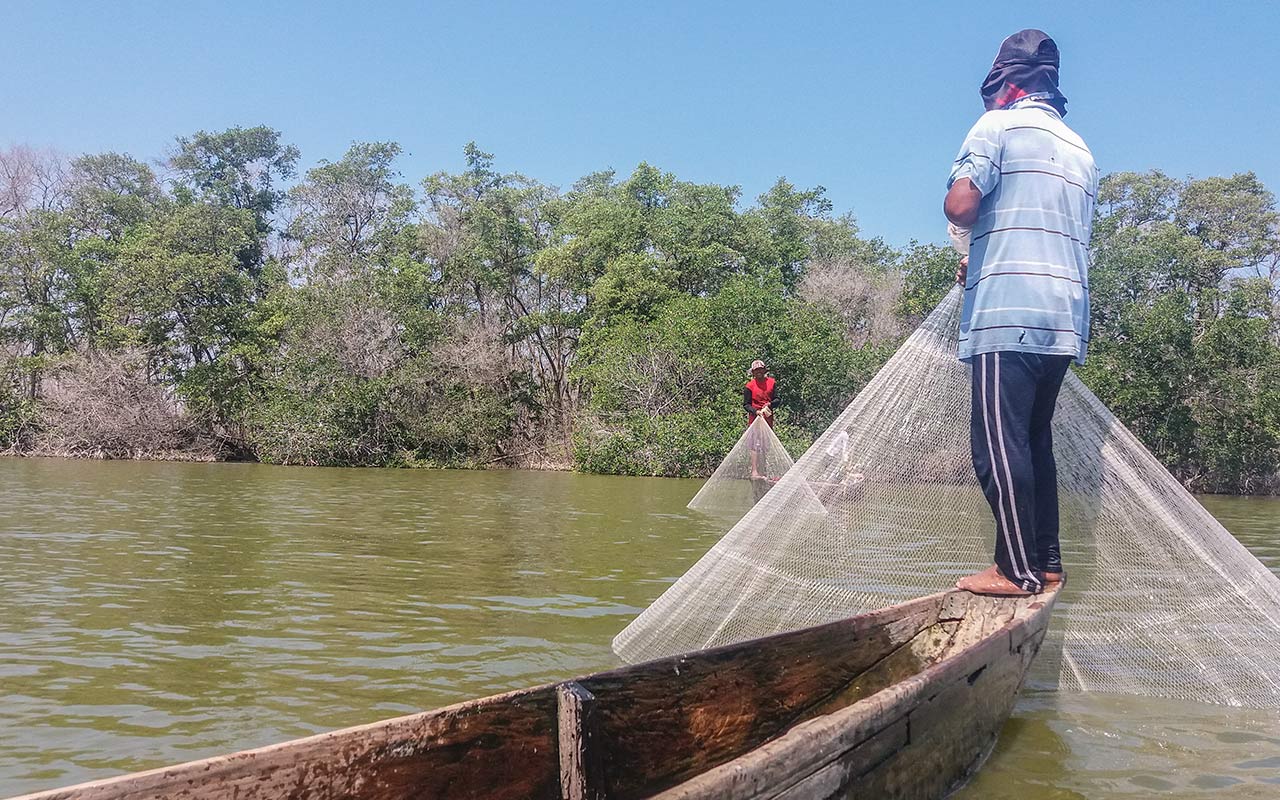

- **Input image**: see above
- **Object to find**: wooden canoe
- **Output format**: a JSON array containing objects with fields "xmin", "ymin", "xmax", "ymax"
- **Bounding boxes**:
[{"xmin": 11, "ymin": 585, "xmax": 1058, "ymax": 800}]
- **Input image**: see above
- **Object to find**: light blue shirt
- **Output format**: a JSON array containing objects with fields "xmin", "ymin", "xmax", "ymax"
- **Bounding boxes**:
[{"xmin": 948, "ymin": 97, "xmax": 1098, "ymax": 365}]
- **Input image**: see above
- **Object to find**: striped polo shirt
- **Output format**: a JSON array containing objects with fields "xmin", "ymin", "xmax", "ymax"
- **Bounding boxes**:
[{"xmin": 948, "ymin": 97, "xmax": 1098, "ymax": 365}]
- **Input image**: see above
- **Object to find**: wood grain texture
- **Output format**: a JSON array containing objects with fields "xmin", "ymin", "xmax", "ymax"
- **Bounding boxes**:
[
  {"xmin": 557, "ymin": 682, "xmax": 604, "ymax": 800},
  {"xmin": 578, "ymin": 596, "xmax": 944, "ymax": 799},
  {"xmin": 652, "ymin": 585, "xmax": 1058, "ymax": 800},
  {"xmin": 11, "ymin": 687, "xmax": 563, "ymax": 800}
]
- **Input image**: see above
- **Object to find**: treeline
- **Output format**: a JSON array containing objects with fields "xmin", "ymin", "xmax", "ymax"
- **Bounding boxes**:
[{"xmin": 0, "ymin": 127, "xmax": 1277, "ymax": 493}]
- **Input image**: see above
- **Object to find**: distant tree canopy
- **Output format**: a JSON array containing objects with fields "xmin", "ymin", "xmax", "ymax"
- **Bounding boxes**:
[
  {"xmin": 0, "ymin": 131, "xmax": 1277, "ymax": 492},
  {"xmin": 1080, "ymin": 171, "xmax": 1280, "ymax": 493}
]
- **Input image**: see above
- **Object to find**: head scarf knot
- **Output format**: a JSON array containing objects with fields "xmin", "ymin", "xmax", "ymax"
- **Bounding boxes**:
[{"xmin": 980, "ymin": 29, "xmax": 1068, "ymax": 116}]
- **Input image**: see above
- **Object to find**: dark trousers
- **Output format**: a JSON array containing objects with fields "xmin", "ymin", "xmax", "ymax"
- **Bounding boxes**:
[{"xmin": 970, "ymin": 351, "xmax": 1073, "ymax": 592}]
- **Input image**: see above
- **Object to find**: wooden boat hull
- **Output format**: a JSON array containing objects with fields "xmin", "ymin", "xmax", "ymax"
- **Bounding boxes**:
[
  {"xmin": 10, "ymin": 586, "xmax": 1057, "ymax": 800},
  {"xmin": 653, "ymin": 590, "xmax": 1054, "ymax": 799}
]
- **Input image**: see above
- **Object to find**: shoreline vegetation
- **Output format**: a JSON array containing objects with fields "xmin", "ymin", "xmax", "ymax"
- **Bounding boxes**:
[{"xmin": 1, "ymin": 128, "xmax": 1278, "ymax": 494}]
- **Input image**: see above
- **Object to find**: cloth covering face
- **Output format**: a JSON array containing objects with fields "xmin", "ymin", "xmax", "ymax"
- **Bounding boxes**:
[{"xmin": 980, "ymin": 29, "xmax": 1068, "ymax": 117}]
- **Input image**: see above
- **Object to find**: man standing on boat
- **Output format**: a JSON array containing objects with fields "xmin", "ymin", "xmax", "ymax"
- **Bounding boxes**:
[{"xmin": 944, "ymin": 29, "xmax": 1098, "ymax": 596}]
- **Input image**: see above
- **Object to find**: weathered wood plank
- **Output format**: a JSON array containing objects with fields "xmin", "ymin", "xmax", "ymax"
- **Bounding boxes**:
[
  {"xmin": 769, "ymin": 718, "xmax": 908, "ymax": 799},
  {"xmin": 848, "ymin": 621, "xmax": 1040, "ymax": 799},
  {"xmin": 12, "ymin": 687, "xmax": 563, "ymax": 800},
  {"xmin": 651, "ymin": 683, "xmax": 914, "ymax": 800},
  {"xmin": 557, "ymin": 682, "xmax": 604, "ymax": 800},
  {"xmin": 935, "ymin": 592, "xmax": 1017, "ymax": 661},
  {"xmin": 579, "ymin": 595, "xmax": 945, "ymax": 798},
  {"xmin": 806, "ymin": 619, "xmax": 961, "ymax": 719},
  {"xmin": 652, "ymin": 586, "xmax": 1058, "ymax": 800}
]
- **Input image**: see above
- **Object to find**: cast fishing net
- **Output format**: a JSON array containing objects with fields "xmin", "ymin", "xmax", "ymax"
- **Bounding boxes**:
[
  {"xmin": 617, "ymin": 287, "xmax": 1280, "ymax": 709},
  {"xmin": 686, "ymin": 416, "xmax": 825, "ymax": 520}
]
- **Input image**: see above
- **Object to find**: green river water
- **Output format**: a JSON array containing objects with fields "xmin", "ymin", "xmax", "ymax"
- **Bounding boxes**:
[{"xmin": 2, "ymin": 457, "xmax": 1278, "ymax": 798}]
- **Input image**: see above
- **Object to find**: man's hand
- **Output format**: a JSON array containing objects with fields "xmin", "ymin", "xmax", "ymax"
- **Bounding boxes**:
[
  {"xmin": 956, "ymin": 256, "xmax": 968, "ymax": 286},
  {"xmin": 761, "ymin": 404, "xmax": 773, "ymax": 418}
]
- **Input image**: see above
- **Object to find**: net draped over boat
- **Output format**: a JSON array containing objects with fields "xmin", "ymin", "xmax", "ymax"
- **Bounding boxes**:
[
  {"xmin": 615, "ymin": 287, "xmax": 1280, "ymax": 709},
  {"xmin": 686, "ymin": 416, "xmax": 825, "ymax": 520}
]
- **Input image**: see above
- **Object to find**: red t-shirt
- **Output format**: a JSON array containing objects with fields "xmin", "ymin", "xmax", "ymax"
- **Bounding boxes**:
[{"xmin": 745, "ymin": 376, "xmax": 776, "ymax": 427}]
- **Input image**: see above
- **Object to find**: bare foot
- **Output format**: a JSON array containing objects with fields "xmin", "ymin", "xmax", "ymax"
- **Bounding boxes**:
[
  {"xmin": 956, "ymin": 565, "xmax": 1036, "ymax": 597},
  {"xmin": 1043, "ymin": 571, "xmax": 1065, "ymax": 585}
]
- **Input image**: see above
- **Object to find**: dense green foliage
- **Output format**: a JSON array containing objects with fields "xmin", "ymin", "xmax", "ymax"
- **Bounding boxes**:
[
  {"xmin": 1, "ymin": 131, "xmax": 1277, "ymax": 491},
  {"xmin": 1079, "ymin": 171, "xmax": 1280, "ymax": 493}
]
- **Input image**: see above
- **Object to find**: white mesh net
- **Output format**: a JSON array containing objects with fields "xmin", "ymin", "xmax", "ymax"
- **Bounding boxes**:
[
  {"xmin": 687, "ymin": 416, "xmax": 825, "ymax": 520},
  {"xmin": 616, "ymin": 287, "xmax": 1280, "ymax": 709}
]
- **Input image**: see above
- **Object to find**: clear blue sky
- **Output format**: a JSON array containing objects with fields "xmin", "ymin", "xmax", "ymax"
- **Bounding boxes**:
[{"xmin": 5, "ymin": 0, "xmax": 1277, "ymax": 247}]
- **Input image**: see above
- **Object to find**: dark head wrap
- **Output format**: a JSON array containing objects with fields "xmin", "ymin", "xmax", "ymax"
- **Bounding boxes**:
[{"xmin": 980, "ymin": 29, "xmax": 1068, "ymax": 116}]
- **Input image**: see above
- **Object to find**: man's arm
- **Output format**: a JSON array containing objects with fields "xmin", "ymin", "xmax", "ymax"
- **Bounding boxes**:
[
  {"xmin": 945, "ymin": 112, "xmax": 1002, "ymax": 228},
  {"xmin": 944, "ymin": 178, "xmax": 982, "ymax": 227}
]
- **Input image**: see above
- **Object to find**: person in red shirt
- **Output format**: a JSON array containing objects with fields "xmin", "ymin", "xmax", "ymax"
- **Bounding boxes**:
[
  {"xmin": 744, "ymin": 360, "xmax": 778, "ymax": 427},
  {"xmin": 744, "ymin": 359, "xmax": 781, "ymax": 478}
]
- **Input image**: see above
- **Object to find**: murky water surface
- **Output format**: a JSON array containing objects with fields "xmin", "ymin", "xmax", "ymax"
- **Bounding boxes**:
[{"xmin": 1, "ymin": 458, "xmax": 1277, "ymax": 797}]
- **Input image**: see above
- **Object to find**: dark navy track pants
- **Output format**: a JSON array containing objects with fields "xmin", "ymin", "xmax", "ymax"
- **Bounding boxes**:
[{"xmin": 970, "ymin": 351, "xmax": 1073, "ymax": 592}]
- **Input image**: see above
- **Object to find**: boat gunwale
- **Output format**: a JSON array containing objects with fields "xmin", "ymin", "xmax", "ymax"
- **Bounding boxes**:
[{"xmin": 4, "ymin": 683, "xmax": 563, "ymax": 800}]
